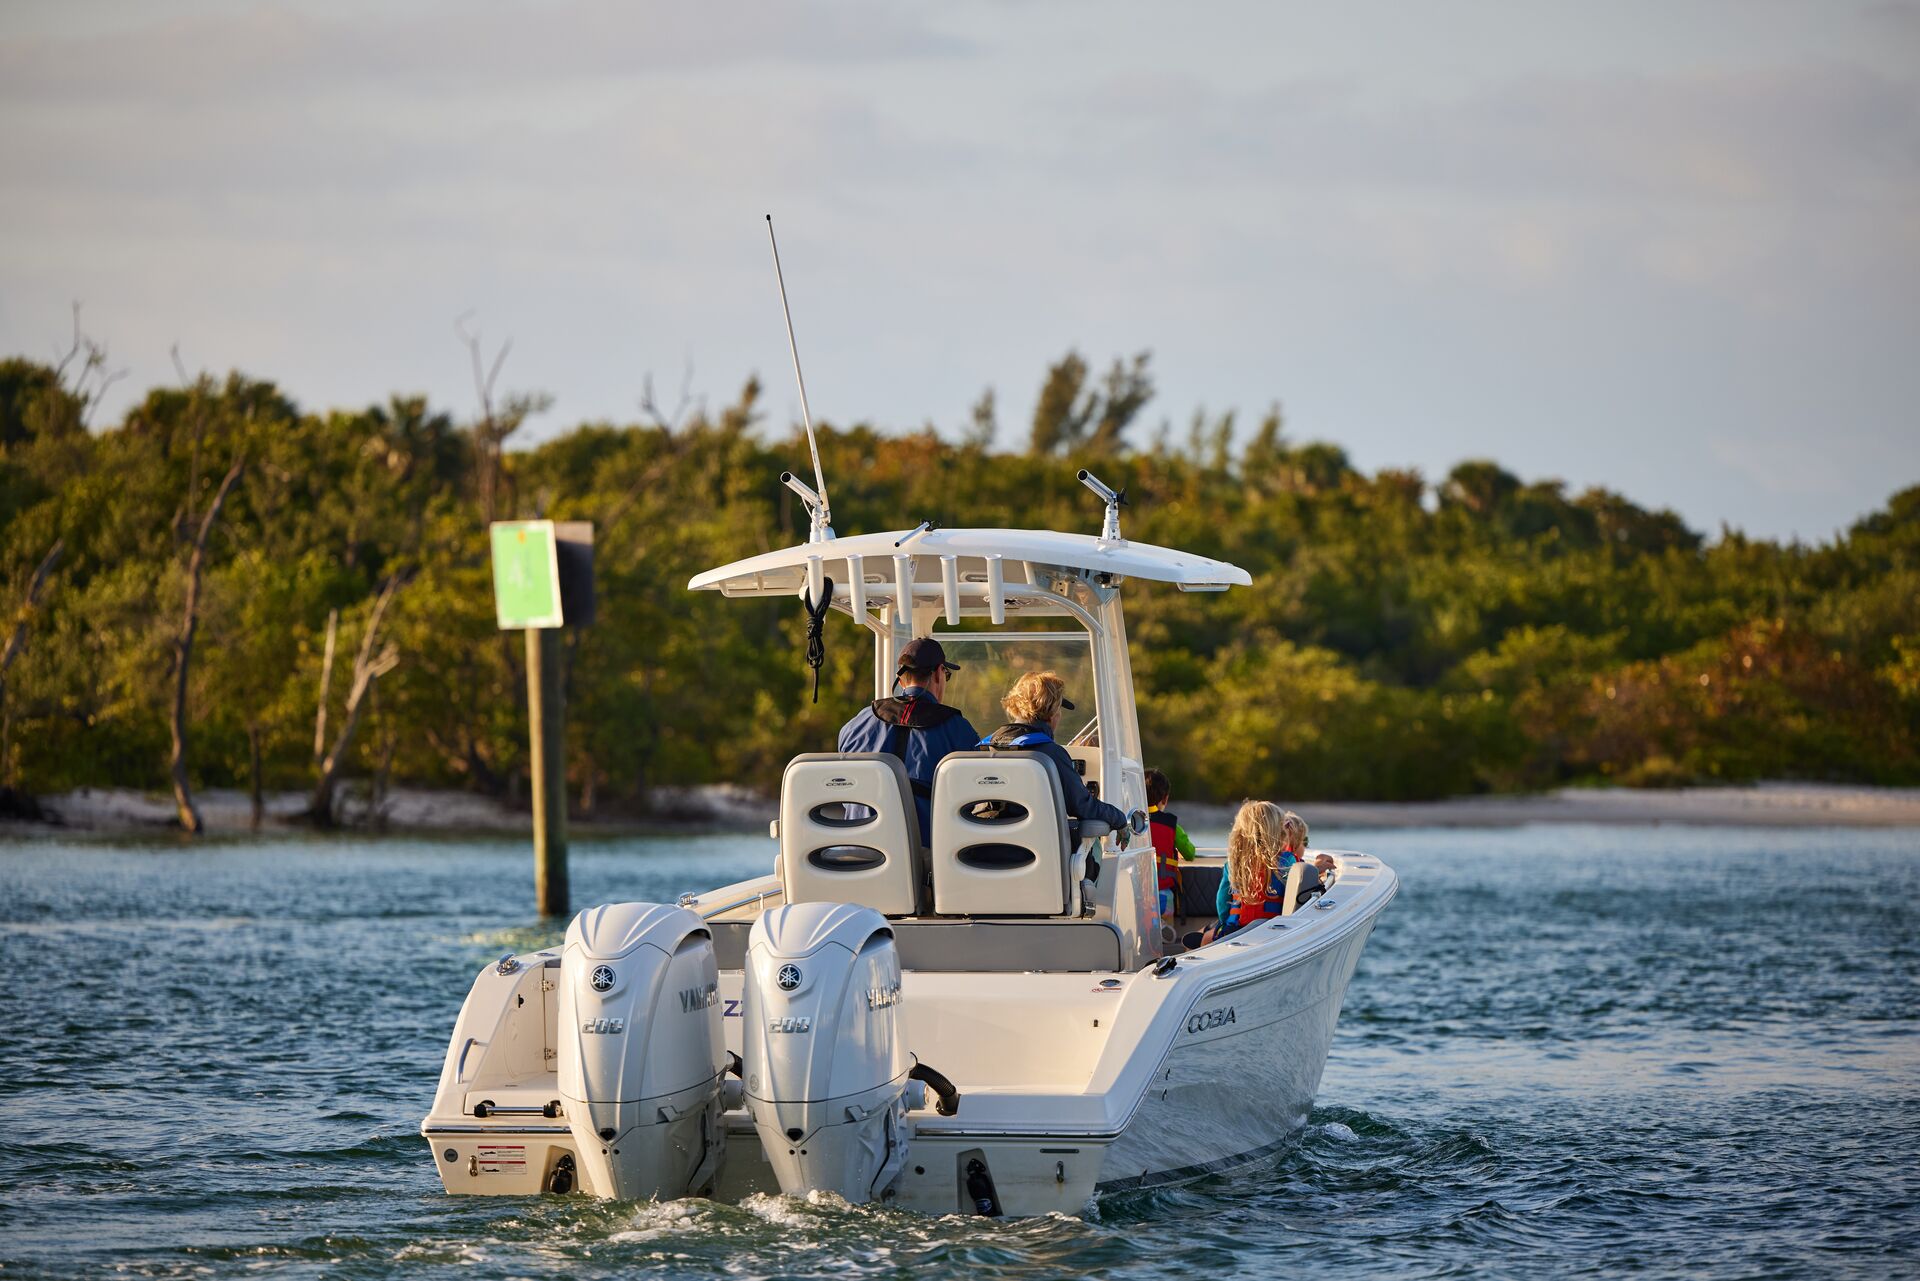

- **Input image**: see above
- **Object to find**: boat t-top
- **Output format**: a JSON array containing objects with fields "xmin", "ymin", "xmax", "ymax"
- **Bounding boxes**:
[{"xmin": 422, "ymin": 225, "xmax": 1396, "ymax": 1214}]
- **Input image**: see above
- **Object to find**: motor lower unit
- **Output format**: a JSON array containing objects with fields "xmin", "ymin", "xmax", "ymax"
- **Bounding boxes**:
[
  {"xmin": 555, "ymin": 902, "xmax": 727, "ymax": 1199},
  {"xmin": 741, "ymin": 902, "xmax": 913, "ymax": 1203}
]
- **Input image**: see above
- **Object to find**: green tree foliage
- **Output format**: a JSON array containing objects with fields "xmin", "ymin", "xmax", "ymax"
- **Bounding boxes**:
[
  {"xmin": 1029, "ymin": 351, "xmax": 1154, "ymax": 457},
  {"xmin": 1, "ymin": 348, "xmax": 1913, "ymax": 808}
]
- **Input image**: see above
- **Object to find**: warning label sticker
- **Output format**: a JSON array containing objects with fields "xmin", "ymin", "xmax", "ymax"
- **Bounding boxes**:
[{"xmin": 477, "ymin": 1144, "xmax": 526, "ymax": 1173}]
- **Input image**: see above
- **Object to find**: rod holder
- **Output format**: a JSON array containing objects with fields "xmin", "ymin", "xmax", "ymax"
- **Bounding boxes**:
[
  {"xmin": 940, "ymin": 556, "xmax": 960, "ymax": 624},
  {"xmin": 781, "ymin": 471, "xmax": 833, "ymax": 543},
  {"xmin": 892, "ymin": 554, "xmax": 915, "ymax": 613},
  {"xmin": 847, "ymin": 554, "xmax": 867, "ymax": 617},
  {"xmin": 1077, "ymin": 469, "xmax": 1125, "ymax": 542}
]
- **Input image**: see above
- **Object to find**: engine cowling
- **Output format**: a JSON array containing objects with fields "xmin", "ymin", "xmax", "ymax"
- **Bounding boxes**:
[
  {"xmin": 556, "ymin": 902, "xmax": 725, "ymax": 1200},
  {"xmin": 741, "ymin": 901, "xmax": 911, "ymax": 1203}
]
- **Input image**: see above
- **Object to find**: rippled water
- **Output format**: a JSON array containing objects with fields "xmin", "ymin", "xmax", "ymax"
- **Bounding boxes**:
[{"xmin": 2, "ymin": 824, "xmax": 1915, "ymax": 1279}]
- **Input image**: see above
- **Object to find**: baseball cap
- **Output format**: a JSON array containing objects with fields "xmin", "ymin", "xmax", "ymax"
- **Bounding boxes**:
[{"xmin": 897, "ymin": 636, "xmax": 960, "ymax": 674}]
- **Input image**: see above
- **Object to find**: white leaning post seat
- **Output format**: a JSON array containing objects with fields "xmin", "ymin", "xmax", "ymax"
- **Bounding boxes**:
[
  {"xmin": 929, "ymin": 751, "xmax": 1077, "ymax": 917},
  {"xmin": 779, "ymin": 753, "xmax": 924, "ymax": 917},
  {"xmin": 1279, "ymin": 860, "xmax": 1306, "ymax": 917}
]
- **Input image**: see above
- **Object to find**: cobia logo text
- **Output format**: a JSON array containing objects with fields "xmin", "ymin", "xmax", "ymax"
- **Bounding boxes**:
[{"xmin": 1187, "ymin": 1005, "xmax": 1236, "ymax": 1034}]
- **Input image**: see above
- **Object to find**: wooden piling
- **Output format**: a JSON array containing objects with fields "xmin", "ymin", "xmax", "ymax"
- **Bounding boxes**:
[{"xmin": 526, "ymin": 626, "xmax": 569, "ymax": 917}]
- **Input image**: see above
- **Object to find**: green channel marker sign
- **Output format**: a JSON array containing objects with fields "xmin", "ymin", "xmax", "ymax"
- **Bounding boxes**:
[{"xmin": 490, "ymin": 521, "xmax": 565, "ymax": 629}]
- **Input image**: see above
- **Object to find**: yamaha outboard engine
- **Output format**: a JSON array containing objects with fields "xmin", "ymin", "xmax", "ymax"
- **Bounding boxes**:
[
  {"xmin": 742, "ymin": 902, "xmax": 911, "ymax": 1203},
  {"xmin": 556, "ymin": 903, "xmax": 726, "ymax": 1200}
]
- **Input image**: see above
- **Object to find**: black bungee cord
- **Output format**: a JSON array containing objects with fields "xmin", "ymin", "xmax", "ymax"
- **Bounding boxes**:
[{"xmin": 801, "ymin": 576, "xmax": 834, "ymax": 703}]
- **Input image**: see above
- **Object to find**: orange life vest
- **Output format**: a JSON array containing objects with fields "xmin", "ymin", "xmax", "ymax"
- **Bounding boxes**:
[{"xmin": 1229, "ymin": 860, "xmax": 1297, "ymax": 928}]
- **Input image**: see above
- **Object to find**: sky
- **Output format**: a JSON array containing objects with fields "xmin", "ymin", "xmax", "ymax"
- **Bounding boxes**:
[{"xmin": 2, "ymin": 0, "xmax": 1916, "ymax": 542}]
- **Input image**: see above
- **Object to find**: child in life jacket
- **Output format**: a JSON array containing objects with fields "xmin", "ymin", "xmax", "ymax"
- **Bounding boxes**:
[
  {"xmin": 1144, "ymin": 768, "xmax": 1196, "ymax": 919},
  {"xmin": 1211, "ymin": 803, "xmax": 1319, "ymax": 939}
]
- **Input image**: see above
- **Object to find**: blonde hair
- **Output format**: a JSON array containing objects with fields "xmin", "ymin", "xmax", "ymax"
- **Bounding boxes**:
[
  {"xmin": 1226, "ymin": 801, "xmax": 1308, "ymax": 902},
  {"xmin": 1002, "ymin": 670, "xmax": 1066, "ymax": 726}
]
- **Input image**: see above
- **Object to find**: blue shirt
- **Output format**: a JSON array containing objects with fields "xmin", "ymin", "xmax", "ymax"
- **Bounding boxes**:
[
  {"xmin": 979, "ymin": 722, "xmax": 1129, "ymax": 833},
  {"xmin": 837, "ymin": 688, "xmax": 979, "ymax": 845}
]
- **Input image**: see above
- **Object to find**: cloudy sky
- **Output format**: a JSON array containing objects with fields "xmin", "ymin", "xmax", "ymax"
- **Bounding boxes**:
[{"xmin": 2, "ymin": 0, "xmax": 1915, "ymax": 540}]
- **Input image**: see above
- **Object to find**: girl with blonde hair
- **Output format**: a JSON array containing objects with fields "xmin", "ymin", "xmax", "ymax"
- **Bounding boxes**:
[{"xmin": 1210, "ymin": 802, "xmax": 1320, "ymax": 936}]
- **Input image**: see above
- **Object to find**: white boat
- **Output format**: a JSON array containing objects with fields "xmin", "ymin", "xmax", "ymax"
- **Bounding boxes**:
[{"xmin": 421, "ymin": 473, "xmax": 1397, "ymax": 1215}]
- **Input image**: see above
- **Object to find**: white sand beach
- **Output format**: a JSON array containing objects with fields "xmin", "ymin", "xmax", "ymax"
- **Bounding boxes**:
[{"xmin": 1181, "ymin": 782, "xmax": 1920, "ymax": 831}]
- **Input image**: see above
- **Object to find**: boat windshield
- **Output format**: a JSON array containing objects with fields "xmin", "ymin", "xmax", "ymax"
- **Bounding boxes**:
[{"xmin": 930, "ymin": 631, "xmax": 1097, "ymax": 744}]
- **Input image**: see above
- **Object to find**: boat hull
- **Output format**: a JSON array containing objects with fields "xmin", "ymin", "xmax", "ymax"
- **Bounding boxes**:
[
  {"xmin": 1097, "ymin": 913, "xmax": 1377, "ymax": 1194},
  {"xmin": 697, "ymin": 875, "xmax": 1387, "ymax": 1214},
  {"xmin": 422, "ymin": 854, "xmax": 1395, "ymax": 1214}
]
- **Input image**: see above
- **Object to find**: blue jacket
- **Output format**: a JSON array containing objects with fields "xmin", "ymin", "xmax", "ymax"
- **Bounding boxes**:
[
  {"xmin": 837, "ymin": 689, "xmax": 979, "ymax": 845},
  {"xmin": 979, "ymin": 723, "xmax": 1130, "ymax": 832}
]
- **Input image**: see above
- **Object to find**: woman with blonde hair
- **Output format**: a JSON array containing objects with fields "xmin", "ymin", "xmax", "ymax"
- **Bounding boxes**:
[
  {"xmin": 981, "ymin": 669, "xmax": 1132, "ymax": 844},
  {"xmin": 1209, "ymin": 802, "xmax": 1322, "ymax": 937}
]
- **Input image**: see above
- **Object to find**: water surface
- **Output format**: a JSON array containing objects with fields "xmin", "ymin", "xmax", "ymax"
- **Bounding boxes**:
[{"xmin": 1, "ymin": 825, "xmax": 1915, "ymax": 1278}]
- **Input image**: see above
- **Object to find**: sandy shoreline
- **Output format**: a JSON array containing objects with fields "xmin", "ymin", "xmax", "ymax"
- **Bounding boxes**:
[
  {"xmin": 5, "ymin": 780, "xmax": 1920, "ymax": 840},
  {"xmin": 0, "ymin": 784, "xmax": 772, "ymax": 839},
  {"xmin": 1177, "ymin": 781, "xmax": 1920, "ymax": 831}
]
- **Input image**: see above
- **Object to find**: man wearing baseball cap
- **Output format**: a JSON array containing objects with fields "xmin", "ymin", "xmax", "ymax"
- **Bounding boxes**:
[{"xmin": 836, "ymin": 636, "xmax": 979, "ymax": 845}]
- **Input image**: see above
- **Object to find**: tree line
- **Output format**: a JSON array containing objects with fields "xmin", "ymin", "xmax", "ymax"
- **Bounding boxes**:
[{"xmin": 2, "ymin": 335, "xmax": 1915, "ymax": 830}]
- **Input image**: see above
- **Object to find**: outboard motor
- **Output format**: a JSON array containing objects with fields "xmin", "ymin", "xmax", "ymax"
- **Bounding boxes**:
[
  {"xmin": 742, "ymin": 902, "xmax": 911, "ymax": 1203},
  {"xmin": 556, "ymin": 903, "xmax": 726, "ymax": 1200}
]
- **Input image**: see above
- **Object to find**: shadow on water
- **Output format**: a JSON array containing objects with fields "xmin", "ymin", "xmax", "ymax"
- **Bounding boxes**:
[{"xmin": 1, "ymin": 825, "xmax": 1916, "ymax": 1279}]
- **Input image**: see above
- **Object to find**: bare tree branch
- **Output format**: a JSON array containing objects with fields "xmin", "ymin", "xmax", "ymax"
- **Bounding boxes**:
[
  {"xmin": 458, "ymin": 314, "xmax": 504, "ymax": 524},
  {"xmin": 308, "ymin": 573, "xmax": 406, "ymax": 826},
  {"xmin": 49, "ymin": 303, "xmax": 126, "ymax": 431},
  {"xmin": 352, "ymin": 574, "xmax": 403, "ymax": 677},
  {"xmin": 455, "ymin": 316, "xmax": 551, "ymax": 527},
  {"xmin": 81, "ymin": 366, "xmax": 126, "ymax": 431},
  {"xmin": 51, "ymin": 302, "xmax": 85, "ymax": 383},
  {"xmin": 486, "ymin": 340, "xmax": 512, "ymax": 404},
  {"xmin": 167, "ymin": 344, "xmax": 214, "ymax": 543},
  {"xmin": 169, "ymin": 456, "xmax": 244, "ymax": 834},
  {"xmin": 0, "ymin": 539, "xmax": 66, "ymax": 695},
  {"xmin": 312, "ymin": 608, "xmax": 338, "ymax": 763},
  {"xmin": 639, "ymin": 363, "xmax": 699, "ymax": 431}
]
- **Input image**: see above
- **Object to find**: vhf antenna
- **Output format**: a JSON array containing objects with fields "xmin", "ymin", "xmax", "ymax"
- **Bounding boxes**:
[{"xmin": 766, "ymin": 214, "xmax": 833, "ymax": 542}]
